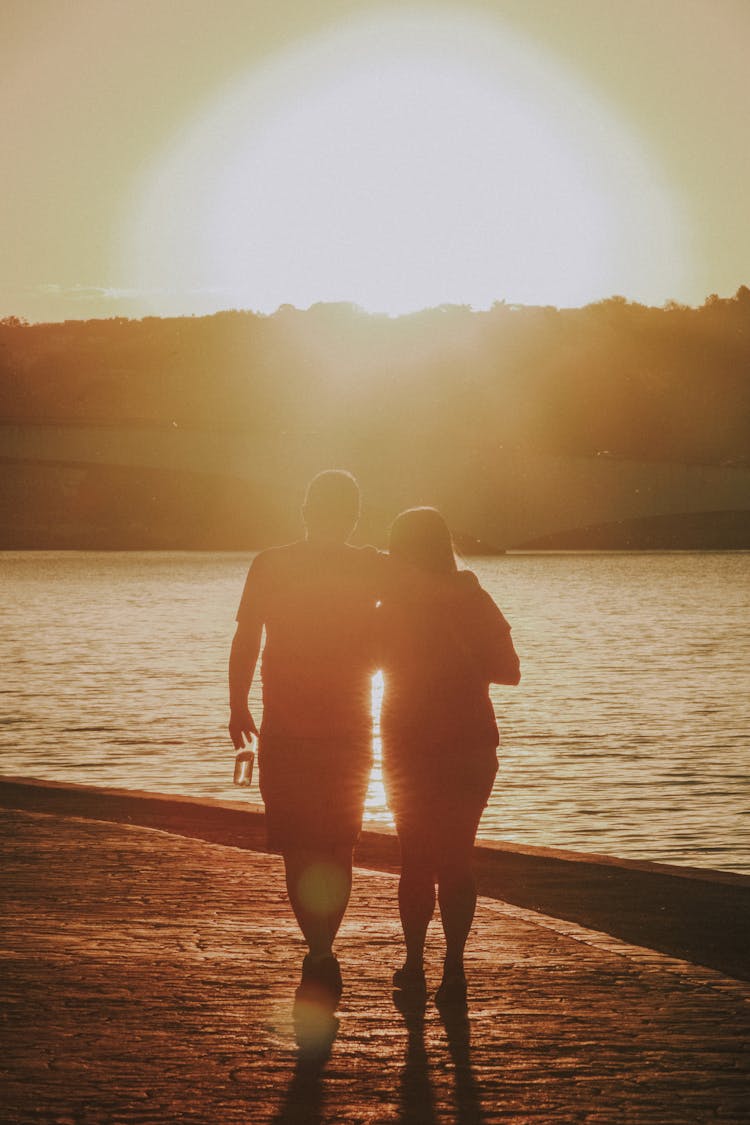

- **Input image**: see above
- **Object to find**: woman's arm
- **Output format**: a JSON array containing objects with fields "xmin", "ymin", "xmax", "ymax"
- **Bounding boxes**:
[{"xmin": 477, "ymin": 590, "xmax": 521, "ymax": 686}]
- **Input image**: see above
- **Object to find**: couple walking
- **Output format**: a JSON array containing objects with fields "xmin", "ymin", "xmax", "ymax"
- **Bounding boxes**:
[{"xmin": 228, "ymin": 470, "xmax": 520, "ymax": 1011}]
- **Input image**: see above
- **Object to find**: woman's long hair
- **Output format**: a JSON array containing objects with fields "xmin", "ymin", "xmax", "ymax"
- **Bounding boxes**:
[{"xmin": 388, "ymin": 507, "xmax": 458, "ymax": 575}]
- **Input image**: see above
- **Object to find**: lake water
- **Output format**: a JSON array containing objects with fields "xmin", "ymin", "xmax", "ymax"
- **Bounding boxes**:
[{"xmin": 1, "ymin": 550, "xmax": 748, "ymax": 874}]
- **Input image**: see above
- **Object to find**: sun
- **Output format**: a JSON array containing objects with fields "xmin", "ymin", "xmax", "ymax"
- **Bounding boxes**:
[{"xmin": 121, "ymin": 9, "xmax": 689, "ymax": 317}]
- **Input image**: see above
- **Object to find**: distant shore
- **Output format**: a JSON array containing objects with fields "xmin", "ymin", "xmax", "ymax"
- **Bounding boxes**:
[{"xmin": 2, "ymin": 453, "xmax": 749, "ymax": 551}]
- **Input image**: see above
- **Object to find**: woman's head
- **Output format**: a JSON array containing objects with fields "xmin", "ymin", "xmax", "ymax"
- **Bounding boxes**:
[{"xmin": 389, "ymin": 507, "xmax": 457, "ymax": 575}]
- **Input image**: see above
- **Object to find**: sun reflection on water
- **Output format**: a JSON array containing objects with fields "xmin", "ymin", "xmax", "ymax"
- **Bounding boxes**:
[{"xmin": 365, "ymin": 670, "xmax": 392, "ymax": 825}]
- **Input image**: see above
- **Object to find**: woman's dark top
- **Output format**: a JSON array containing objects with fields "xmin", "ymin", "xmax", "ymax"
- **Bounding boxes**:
[
  {"xmin": 378, "ymin": 564, "xmax": 520, "ymax": 831},
  {"xmin": 378, "ymin": 566, "xmax": 520, "ymax": 752}
]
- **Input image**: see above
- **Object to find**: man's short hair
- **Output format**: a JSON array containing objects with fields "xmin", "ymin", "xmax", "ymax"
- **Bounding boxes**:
[{"xmin": 303, "ymin": 470, "xmax": 361, "ymax": 537}]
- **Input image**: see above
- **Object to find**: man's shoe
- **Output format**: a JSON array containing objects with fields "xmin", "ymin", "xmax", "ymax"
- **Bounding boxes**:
[{"xmin": 295, "ymin": 953, "xmax": 343, "ymax": 1008}]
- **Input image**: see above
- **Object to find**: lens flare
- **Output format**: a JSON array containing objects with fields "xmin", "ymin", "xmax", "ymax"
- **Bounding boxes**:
[{"xmin": 297, "ymin": 861, "xmax": 348, "ymax": 916}]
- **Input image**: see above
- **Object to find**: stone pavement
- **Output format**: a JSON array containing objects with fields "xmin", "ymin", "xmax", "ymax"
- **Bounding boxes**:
[{"xmin": 1, "ymin": 808, "xmax": 748, "ymax": 1124}]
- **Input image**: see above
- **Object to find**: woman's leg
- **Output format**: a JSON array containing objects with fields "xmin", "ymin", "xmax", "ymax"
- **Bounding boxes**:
[
  {"xmin": 397, "ymin": 829, "xmax": 437, "ymax": 972},
  {"xmin": 435, "ymin": 807, "xmax": 484, "ymax": 988},
  {"xmin": 436, "ymin": 843, "xmax": 477, "ymax": 977}
]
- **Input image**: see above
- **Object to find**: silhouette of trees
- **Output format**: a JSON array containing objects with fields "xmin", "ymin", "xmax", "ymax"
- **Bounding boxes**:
[{"xmin": 1, "ymin": 289, "xmax": 749, "ymax": 467}]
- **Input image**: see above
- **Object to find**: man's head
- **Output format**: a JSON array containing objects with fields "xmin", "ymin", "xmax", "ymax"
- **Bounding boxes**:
[{"xmin": 303, "ymin": 470, "xmax": 361, "ymax": 542}]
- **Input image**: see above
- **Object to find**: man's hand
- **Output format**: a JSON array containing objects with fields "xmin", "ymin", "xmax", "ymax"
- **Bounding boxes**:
[
  {"xmin": 228, "ymin": 619, "xmax": 262, "ymax": 750},
  {"xmin": 229, "ymin": 707, "xmax": 259, "ymax": 750}
]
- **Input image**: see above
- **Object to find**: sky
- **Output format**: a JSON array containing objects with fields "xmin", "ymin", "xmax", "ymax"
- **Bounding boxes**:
[{"xmin": 2, "ymin": 0, "xmax": 749, "ymax": 322}]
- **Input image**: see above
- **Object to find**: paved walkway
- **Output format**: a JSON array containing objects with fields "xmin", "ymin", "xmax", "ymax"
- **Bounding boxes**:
[{"xmin": 1, "ymin": 808, "xmax": 748, "ymax": 1124}]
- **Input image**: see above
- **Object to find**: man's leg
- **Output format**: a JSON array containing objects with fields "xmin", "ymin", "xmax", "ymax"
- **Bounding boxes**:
[{"xmin": 283, "ymin": 845, "xmax": 353, "ymax": 958}]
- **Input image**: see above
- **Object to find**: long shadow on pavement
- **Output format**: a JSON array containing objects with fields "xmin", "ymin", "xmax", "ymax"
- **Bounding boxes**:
[
  {"xmin": 393, "ymin": 990, "xmax": 486, "ymax": 1124},
  {"xmin": 272, "ymin": 1000, "xmax": 339, "ymax": 1124}
]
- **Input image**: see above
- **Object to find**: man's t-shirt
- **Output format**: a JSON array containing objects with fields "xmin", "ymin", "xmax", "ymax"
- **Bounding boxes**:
[{"xmin": 236, "ymin": 540, "xmax": 382, "ymax": 741}]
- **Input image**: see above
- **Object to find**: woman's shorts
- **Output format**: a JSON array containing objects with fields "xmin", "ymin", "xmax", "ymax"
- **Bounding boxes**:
[
  {"xmin": 258, "ymin": 734, "xmax": 373, "ymax": 852},
  {"xmin": 383, "ymin": 742, "xmax": 498, "ymax": 862}
]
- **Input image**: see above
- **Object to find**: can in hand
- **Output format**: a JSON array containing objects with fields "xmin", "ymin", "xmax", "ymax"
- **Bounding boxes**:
[{"xmin": 233, "ymin": 738, "xmax": 256, "ymax": 787}]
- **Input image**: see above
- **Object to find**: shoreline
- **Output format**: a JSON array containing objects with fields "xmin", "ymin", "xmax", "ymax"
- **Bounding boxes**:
[
  {"xmin": 2, "ymin": 774, "xmax": 748, "ymax": 982},
  {"xmin": 3, "ymin": 544, "xmax": 750, "ymax": 555}
]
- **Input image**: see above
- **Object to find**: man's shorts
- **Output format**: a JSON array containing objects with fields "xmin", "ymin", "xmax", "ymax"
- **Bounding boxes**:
[{"xmin": 258, "ymin": 734, "xmax": 373, "ymax": 852}]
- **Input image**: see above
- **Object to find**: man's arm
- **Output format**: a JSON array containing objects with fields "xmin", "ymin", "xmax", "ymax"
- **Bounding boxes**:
[{"xmin": 228, "ymin": 618, "xmax": 262, "ymax": 749}]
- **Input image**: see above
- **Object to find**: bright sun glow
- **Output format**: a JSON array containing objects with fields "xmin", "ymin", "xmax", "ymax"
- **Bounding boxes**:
[{"xmin": 121, "ymin": 10, "xmax": 689, "ymax": 316}]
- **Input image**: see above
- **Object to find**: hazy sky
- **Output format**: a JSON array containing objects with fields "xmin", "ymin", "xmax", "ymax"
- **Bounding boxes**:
[{"xmin": 2, "ymin": 0, "xmax": 749, "ymax": 321}]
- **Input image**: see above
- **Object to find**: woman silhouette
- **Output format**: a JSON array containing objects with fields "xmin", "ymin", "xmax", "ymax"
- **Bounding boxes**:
[{"xmin": 379, "ymin": 507, "xmax": 521, "ymax": 1003}]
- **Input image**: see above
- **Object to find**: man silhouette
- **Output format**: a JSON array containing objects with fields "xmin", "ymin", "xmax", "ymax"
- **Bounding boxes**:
[{"xmin": 228, "ymin": 470, "xmax": 381, "ymax": 1007}]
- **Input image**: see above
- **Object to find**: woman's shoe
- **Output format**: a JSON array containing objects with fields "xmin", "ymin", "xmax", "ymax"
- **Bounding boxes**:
[
  {"xmin": 392, "ymin": 965, "xmax": 427, "ymax": 995},
  {"xmin": 435, "ymin": 970, "xmax": 467, "ymax": 1006}
]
